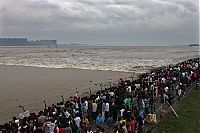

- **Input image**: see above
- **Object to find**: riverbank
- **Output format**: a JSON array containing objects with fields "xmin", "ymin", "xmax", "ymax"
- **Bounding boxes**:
[{"xmin": 153, "ymin": 84, "xmax": 200, "ymax": 133}]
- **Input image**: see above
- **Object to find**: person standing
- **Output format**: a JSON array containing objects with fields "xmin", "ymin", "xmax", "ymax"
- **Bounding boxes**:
[
  {"xmin": 107, "ymin": 115, "xmax": 114, "ymax": 133},
  {"xmin": 111, "ymin": 102, "xmax": 118, "ymax": 121},
  {"xmin": 74, "ymin": 113, "xmax": 81, "ymax": 128},
  {"xmin": 87, "ymin": 99, "xmax": 93, "ymax": 123},
  {"xmin": 102, "ymin": 101, "xmax": 106, "ymax": 119},
  {"xmin": 65, "ymin": 123, "xmax": 72, "ymax": 133},
  {"xmin": 96, "ymin": 113, "xmax": 104, "ymax": 126},
  {"xmin": 105, "ymin": 101, "xmax": 110, "ymax": 121},
  {"xmin": 92, "ymin": 101, "xmax": 97, "ymax": 122},
  {"xmin": 130, "ymin": 117, "xmax": 136, "ymax": 133},
  {"xmin": 122, "ymin": 121, "xmax": 128, "ymax": 133}
]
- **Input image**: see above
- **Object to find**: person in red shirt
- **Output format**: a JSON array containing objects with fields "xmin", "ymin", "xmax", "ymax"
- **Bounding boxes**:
[
  {"xmin": 130, "ymin": 117, "xmax": 136, "ymax": 133},
  {"xmin": 59, "ymin": 126, "xmax": 65, "ymax": 133}
]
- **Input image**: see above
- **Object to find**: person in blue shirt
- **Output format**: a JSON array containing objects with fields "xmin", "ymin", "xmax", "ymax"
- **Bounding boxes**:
[{"xmin": 96, "ymin": 113, "xmax": 104, "ymax": 125}]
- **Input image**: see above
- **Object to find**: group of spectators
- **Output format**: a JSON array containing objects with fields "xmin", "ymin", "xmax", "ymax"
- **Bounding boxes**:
[{"xmin": 0, "ymin": 58, "xmax": 199, "ymax": 133}]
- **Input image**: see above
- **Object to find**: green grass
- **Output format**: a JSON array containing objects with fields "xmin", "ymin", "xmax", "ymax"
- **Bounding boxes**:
[{"xmin": 154, "ymin": 89, "xmax": 200, "ymax": 133}]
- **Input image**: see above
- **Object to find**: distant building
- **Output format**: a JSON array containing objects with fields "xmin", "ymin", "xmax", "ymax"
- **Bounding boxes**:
[
  {"xmin": 29, "ymin": 40, "xmax": 57, "ymax": 45},
  {"xmin": 0, "ymin": 38, "xmax": 28, "ymax": 45},
  {"xmin": 0, "ymin": 38, "xmax": 57, "ymax": 46},
  {"xmin": 189, "ymin": 44, "xmax": 199, "ymax": 47}
]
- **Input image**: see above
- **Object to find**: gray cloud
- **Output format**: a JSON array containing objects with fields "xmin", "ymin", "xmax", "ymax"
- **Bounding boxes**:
[{"xmin": 0, "ymin": 0, "xmax": 198, "ymax": 45}]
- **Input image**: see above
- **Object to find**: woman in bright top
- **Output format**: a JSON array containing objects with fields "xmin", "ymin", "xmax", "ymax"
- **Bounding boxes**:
[{"xmin": 82, "ymin": 116, "xmax": 89, "ymax": 126}]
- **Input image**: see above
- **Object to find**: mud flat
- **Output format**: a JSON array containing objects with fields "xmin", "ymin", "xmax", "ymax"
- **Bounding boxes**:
[{"xmin": 0, "ymin": 65, "xmax": 133, "ymax": 124}]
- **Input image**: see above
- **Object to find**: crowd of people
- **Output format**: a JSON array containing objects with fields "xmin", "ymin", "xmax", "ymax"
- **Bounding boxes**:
[{"xmin": 0, "ymin": 57, "xmax": 199, "ymax": 133}]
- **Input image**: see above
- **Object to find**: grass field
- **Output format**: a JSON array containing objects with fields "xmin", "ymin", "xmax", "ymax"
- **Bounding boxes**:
[{"xmin": 154, "ymin": 88, "xmax": 200, "ymax": 133}]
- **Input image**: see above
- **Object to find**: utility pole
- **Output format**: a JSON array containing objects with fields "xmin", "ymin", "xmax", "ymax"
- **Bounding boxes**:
[{"xmin": 43, "ymin": 100, "xmax": 47, "ymax": 110}]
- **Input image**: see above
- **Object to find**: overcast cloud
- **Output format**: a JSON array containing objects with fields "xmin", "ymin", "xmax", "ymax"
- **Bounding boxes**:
[{"xmin": 0, "ymin": 0, "xmax": 198, "ymax": 45}]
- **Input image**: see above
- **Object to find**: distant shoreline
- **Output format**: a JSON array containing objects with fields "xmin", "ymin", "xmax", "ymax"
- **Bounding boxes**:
[{"xmin": 58, "ymin": 44, "xmax": 187, "ymax": 47}]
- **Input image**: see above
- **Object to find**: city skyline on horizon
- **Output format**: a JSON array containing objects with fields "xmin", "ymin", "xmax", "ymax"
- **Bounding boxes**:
[
  {"xmin": 0, "ymin": 37, "xmax": 57, "ymax": 45},
  {"xmin": 0, "ymin": 37, "xmax": 198, "ymax": 46}
]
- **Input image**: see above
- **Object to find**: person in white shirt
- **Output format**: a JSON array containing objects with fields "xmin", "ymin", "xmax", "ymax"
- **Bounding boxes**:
[
  {"xmin": 177, "ymin": 88, "xmax": 182, "ymax": 102},
  {"xmin": 105, "ymin": 102, "xmax": 109, "ymax": 112},
  {"xmin": 176, "ymin": 83, "xmax": 182, "ymax": 102},
  {"xmin": 161, "ymin": 77, "xmax": 166, "ymax": 84},
  {"xmin": 92, "ymin": 101, "xmax": 97, "ymax": 122},
  {"xmin": 163, "ymin": 93, "xmax": 169, "ymax": 104},
  {"xmin": 120, "ymin": 108, "xmax": 125, "ymax": 117},
  {"xmin": 74, "ymin": 114, "xmax": 81, "ymax": 128},
  {"xmin": 105, "ymin": 101, "xmax": 110, "ymax": 120},
  {"xmin": 126, "ymin": 85, "xmax": 132, "ymax": 93},
  {"xmin": 65, "ymin": 110, "xmax": 70, "ymax": 118},
  {"xmin": 83, "ymin": 100, "xmax": 88, "ymax": 114},
  {"xmin": 102, "ymin": 101, "xmax": 106, "ymax": 119}
]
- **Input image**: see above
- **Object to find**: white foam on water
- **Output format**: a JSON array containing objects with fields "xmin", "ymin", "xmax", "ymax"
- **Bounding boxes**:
[{"xmin": 0, "ymin": 46, "xmax": 198, "ymax": 73}]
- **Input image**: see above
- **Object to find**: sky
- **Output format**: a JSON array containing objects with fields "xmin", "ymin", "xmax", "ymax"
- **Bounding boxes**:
[{"xmin": 0, "ymin": 0, "xmax": 199, "ymax": 45}]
